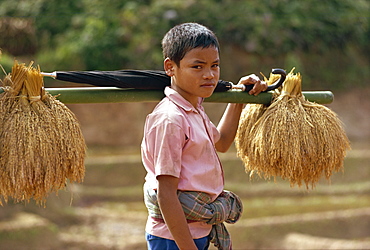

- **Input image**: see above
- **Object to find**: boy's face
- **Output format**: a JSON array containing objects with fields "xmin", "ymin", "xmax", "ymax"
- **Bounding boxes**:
[{"xmin": 165, "ymin": 46, "xmax": 220, "ymax": 107}]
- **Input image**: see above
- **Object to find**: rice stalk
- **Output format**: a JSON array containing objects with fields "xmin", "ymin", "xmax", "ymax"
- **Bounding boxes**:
[
  {"xmin": 0, "ymin": 61, "xmax": 86, "ymax": 205},
  {"xmin": 42, "ymin": 92, "xmax": 86, "ymax": 183},
  {"xmin": 236, "ymin": 68, "xmax": 350, "ymax": 188}
]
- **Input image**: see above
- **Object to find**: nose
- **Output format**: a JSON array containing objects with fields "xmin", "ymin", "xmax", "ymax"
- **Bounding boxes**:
[{"xmin": 203, "ymin": 67, "xmax": 215, "ymax": 79}]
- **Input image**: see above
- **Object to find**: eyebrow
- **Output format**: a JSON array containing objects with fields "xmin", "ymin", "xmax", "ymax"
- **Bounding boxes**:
[{"xmin": 192, "ymin": 59, "xmax": 220, "ymax": 64}]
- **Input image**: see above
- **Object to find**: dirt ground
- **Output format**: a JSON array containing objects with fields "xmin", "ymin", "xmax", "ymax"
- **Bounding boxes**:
[
  {"xmin": 327, "ymin": 87, "xmax": 370, "ymax": 143},
  {"xmin": 67, "ymin": 86, "xmax": 370, "ymax": 149},
  {"xmin": 0, "ymin": 87, "xmax": 369, "ymax": 249}
]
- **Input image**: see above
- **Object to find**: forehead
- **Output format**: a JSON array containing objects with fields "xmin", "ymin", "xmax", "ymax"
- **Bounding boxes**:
[{"xmin": 182, "ymin": 46, "xmax": 219, "ymax": 63}]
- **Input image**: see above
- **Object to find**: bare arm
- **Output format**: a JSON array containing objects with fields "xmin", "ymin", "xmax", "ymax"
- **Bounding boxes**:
[
  {"xmin": 215, "ymin": 103, "xmax": 244, "ymax": 153},
  {"xmin": 157, "ymin": 175, "xmax": 198, "ymax": 250},
  {"xmin": 215, "ymin": 74, "xmax": 267, "ymax": 153}
]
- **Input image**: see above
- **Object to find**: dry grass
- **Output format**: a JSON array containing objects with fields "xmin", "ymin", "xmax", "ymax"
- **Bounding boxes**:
[
  {"xmin": 236, "ymin": 69, "xmax": 350, "ymax": 188},
  {"xmin": 0, "ymin": 61, "xmax": 86, "ymax": 205}
]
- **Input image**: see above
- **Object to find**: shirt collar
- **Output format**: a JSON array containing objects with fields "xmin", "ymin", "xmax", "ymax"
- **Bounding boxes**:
[{"xmin": 164, "ymin": 87, "xmax": 204, "ymax": 112}]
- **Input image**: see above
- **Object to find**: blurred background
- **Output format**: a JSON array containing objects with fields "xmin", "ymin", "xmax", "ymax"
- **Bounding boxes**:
[{"xmin": 0, "ymin": 0, "xmax": 369, "ymax": 249}]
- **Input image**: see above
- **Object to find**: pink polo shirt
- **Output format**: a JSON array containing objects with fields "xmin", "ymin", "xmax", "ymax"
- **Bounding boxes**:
[{"xmin": 141, "ymin": 87, "xmax": 224, "ymax": 240}]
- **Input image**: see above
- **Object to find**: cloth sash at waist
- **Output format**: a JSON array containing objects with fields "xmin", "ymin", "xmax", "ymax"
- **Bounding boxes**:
[{"xmin": 144, "ymin": 183, "xmax": 243, "ymax": 250}]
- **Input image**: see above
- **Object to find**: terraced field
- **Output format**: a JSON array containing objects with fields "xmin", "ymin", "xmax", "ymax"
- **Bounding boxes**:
[{"xmin": 0, "ymin": 142, "xmax": 369, "ymax": 249}]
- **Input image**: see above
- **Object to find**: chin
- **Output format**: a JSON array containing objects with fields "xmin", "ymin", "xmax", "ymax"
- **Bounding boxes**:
[{"xmin": 200, "ymin": 90, "xmax": 215, "ymax": 98}]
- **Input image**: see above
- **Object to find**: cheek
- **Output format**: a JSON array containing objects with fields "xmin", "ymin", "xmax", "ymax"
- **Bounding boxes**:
[{"xmin": 214, "ymin": 69, "xmax": 220, "ymax": 78}]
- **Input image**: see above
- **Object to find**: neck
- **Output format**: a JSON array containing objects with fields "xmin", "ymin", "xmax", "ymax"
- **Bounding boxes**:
[{"xmin": 170, "ymin": 83, "xmax": 198, "ymax": 108}]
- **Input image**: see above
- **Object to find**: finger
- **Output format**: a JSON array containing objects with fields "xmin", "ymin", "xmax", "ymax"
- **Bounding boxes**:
[
  {"xmin": 249, "ymin": 81, "xmax": 267, "ymax": 95},
  {"xmin": 237, "ymin": 74, "xmax": 259, "ymax": 85}
]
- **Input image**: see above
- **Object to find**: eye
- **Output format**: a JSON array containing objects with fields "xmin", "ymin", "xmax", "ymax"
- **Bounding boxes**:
[
  {"xmin": 212, "ymin": 63, "xmax": 220, "ymax": 68},
  {"xmin": 191, "ymin": 65, "xmax": 202, "ymax": 69}
]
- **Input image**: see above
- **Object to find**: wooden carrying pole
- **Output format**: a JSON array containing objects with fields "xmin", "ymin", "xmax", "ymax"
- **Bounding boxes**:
[{"xmin": 0, "ymin": 87, "xmax": 334, "ymax": 104}]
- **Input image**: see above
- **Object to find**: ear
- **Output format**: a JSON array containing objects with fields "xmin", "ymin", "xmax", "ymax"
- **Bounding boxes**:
[{"xmin": 164, "ymin": 58, "xmax": 175, "ymax": 77}]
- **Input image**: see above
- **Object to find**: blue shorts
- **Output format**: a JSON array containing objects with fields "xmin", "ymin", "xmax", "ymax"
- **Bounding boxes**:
[{"xmin": 146, "ymin": 233, "xmax": 209, "ymax": 250}]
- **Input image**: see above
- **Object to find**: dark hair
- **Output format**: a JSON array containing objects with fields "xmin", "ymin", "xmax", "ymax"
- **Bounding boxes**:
[{"xmin": 162, "ymin": 23, "xmax": 220, "ymax": 66}]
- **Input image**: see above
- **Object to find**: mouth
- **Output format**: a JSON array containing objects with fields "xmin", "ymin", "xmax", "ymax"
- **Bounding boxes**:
[{"xmin": 200, "ymin": 83, "xmax": 216, "ymax": 88}]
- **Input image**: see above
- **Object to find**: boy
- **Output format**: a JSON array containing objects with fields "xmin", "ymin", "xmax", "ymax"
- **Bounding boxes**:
[{"xmin": 141, "ymin": 23, "xmax": 267, "ymax": 250}]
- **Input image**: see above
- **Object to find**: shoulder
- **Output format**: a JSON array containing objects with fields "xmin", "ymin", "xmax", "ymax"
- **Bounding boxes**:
[
  {"xmin": 150, "ymin": 98, "xmax": 187, "ymax": 123},
  {"xmin": 145, "ymin": 97, "xmax": 189, "ymax": 133}
]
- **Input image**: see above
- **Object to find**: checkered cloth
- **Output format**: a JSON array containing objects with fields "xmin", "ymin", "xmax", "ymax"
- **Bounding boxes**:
[{"xmin": 144, "ymin": 184, "xmax": 243, "ymax": 250}]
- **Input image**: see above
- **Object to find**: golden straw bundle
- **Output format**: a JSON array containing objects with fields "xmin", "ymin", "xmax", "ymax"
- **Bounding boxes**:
[
  {"xmin": 0, "ymin": 61, "xmax": 86, "ymax": 205},
  {"xmin": 235, "ymin": 72, "xmax": 279, "ymax": 165},
  {"xmin": 235, "ymin": 69, "xmax": 350, "ymax": 188}
]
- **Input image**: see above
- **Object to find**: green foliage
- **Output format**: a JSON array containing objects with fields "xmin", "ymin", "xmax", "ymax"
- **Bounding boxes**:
[
  {"xmin": 0, "ymin": 51, "xmax": 15, "ymax": 74},
  {"xmin": 0, "ymin": 0, "xmax": 368, "ymax": 89}
]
